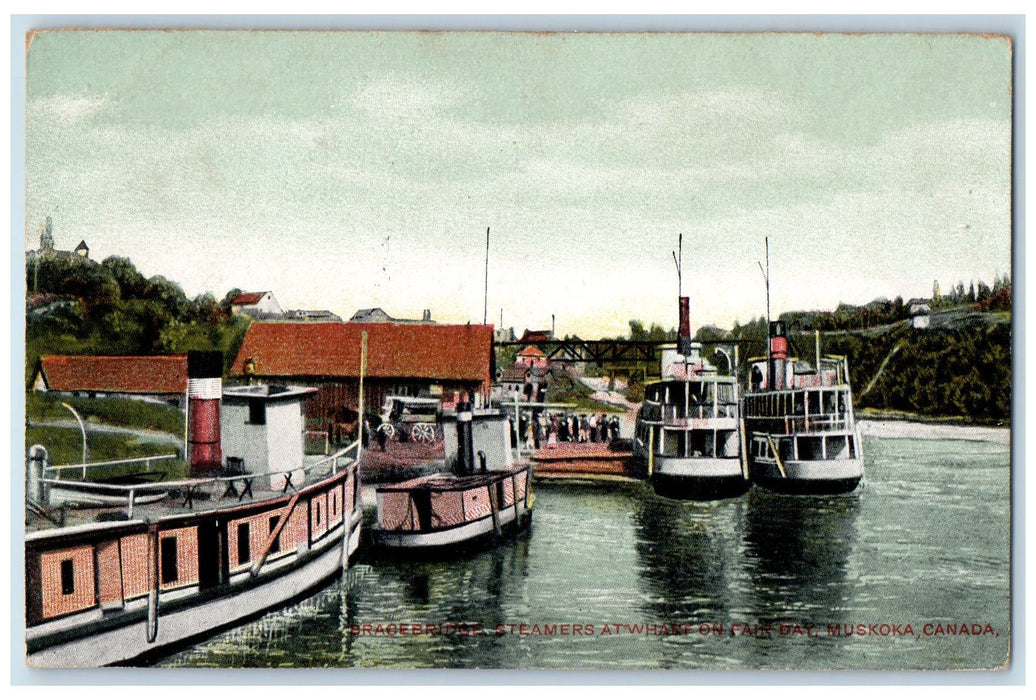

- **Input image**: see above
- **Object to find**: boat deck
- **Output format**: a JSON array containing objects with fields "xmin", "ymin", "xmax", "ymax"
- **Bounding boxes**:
[
  {"xmin": 376, "ymin": 464, "xmax": 530, "ymax": 493},
  {"xmin": 28, "ymin": 450, "xmax": 359, "ymax": 535}
]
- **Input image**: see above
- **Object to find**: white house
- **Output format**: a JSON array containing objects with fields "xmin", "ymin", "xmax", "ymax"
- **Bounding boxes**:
[
  {"xmin": 230, "ymin": 291, "xmax": 284, "ymax": 318},
  {"xmin": 909, "ymin": 302, "xmax": 931, "ymax": 329}
]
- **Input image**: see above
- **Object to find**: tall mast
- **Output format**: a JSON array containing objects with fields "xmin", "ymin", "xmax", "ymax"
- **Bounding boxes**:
[
  {"xmin": 483, "ymin": 227, "xmax": 490, "ymax": 325},
  {"xmin": 673, "ymin": 233, "xmax": 683, "ymax": 299},
  {"xmin": 758, "ymin": 237, "xmax": 772, "ymax": 382}
]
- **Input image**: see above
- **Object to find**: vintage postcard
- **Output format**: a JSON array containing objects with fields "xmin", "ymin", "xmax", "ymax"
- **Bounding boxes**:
[{"xmin": 20, "ymin": 27, "xmax": 1013, "ymax": 673}]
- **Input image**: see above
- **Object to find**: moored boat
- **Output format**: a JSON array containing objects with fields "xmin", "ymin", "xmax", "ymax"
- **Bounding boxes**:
[
  {"xmin": 632, "ymin": 338, "xmax": 750, "ymax": 500},
  {"xmin": 631, "ymin": 277, "xmax": 750, "ymax": 499},
  {"xmin": 743, "ymin": 321, "xmax": 864, "ymax": 494},
  {"xmin": 24, "ymin": 352, "xmax": 363, "ymax": 667},
  {"xmin": 374, "ymin": 402, "xmax": 533, "ymax": 556}
]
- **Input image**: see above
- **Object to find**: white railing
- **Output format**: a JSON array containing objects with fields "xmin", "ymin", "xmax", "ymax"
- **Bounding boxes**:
[
  {"xmin": 48, "ymin": 454, "xmax": 179, "ymax": 480},
  {"xmin": 40, "ymin": 441, "xmax": 360, "ymax": 517}
]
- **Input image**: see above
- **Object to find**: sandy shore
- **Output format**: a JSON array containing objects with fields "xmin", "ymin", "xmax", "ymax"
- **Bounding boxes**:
[{"xmin": 858, "ymin": 419, "xmax": 1010, "ymax": 445}]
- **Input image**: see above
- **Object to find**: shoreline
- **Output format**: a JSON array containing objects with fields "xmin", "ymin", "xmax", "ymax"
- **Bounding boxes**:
[{"xmin": 857, "ymin": 419, "xmax": 1010, "ymax": 445}]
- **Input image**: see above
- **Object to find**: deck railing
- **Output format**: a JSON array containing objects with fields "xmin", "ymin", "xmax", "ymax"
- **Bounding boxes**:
[
  {"xmin": 48, "ymin": 454, "xmax": 179, "ymax": 480},
  {"xmin": 661, "ymin": 403, "xmax": 738, "ymax": 423},
  {"xmin": 39, "ymin": 441, "xmax": 360, "ymax": 517},
  {"xmin": 750, "ymin": 413, "xmax": 852, "ymax": 435}
]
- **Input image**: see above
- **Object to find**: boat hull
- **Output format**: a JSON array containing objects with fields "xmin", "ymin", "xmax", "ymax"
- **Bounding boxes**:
[
  {"xmin": 375, "ymin": 502, "xmax": 532, "ymax": 557},
  {"xmin": 651, "ymin": 472, "xmax": 750, "ymax": 500},
  {"xmin": 634, "ymin": 453, "xmax": 750, "ymax": 500},
  {"xmin": 26, "ymin": 514, "xmax": 362, "ymax": 668},
  {"xmin": 749, "ymin": 456, "xmax": 864, "ymax": 495}
]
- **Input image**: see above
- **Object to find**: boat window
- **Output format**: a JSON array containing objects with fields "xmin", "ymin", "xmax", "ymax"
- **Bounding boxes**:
[
  {"xmin": 60, "ymin": 559, "xmax": 74, "ymax": 595},
  {"xmin": 717, "ymin": 383, "xmax": 735, "ymax": 405},
  {"xmin": 237, "ymin": 523, "xmax": 250, "ymax": 564},
  {"xmin": 160, "ymin": 536, "xmax": 179, "ymax": 584},
  {"xmin": 248, "ymin": 399, "xmax": 266, "ymax": 425},
  {"xmin": 315, "ymin": 501, "xmax": 322, "ymax": 527},
  {"xmin": 269, "ymin": 516, "xmax": 281, "ymax": 554},
  {"xmin": 823, "ymin": 392, "xmax": 836, "ymax": 415}
]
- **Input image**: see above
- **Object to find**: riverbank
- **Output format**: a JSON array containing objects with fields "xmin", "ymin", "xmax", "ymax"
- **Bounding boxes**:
[{"xmin": 858, "ymin": 419, "xmax": 1009, "ymax": 445}]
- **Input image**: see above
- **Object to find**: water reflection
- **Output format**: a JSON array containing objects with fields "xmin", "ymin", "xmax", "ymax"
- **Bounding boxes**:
[
  {"xmin": 633, "ymin": 493, "xmax": 743, "ymax": 621},
  {"xmin": 346, "ymin": 537, "xmax": 531, "ymax": 668},
  {"xmin": 742, "ymin": 488, "xmax": 860, "ymax": 622}
]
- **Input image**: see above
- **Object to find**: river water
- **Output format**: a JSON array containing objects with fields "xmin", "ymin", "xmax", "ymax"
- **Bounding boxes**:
[{"xmin": 158, "ymin": 435, "xmax": 1010, "ymax": 671}]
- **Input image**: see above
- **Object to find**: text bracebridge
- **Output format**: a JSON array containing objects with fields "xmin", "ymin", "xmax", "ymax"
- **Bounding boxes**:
[{"xmin": 348, "ymin": 621, "xmax": 1000, "ymax": 639}]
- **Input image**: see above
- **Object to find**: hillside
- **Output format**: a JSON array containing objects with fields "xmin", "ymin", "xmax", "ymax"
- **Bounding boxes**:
[
  {"xmin": 787, "ymin": 313, "xmax": 1011, "ymax": 424},
  {"xmin": 24, "ymin": 254, "xmax": 250, "ymax": 381}
]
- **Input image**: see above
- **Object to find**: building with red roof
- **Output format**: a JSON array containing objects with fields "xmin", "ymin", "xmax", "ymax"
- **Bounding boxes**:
[
  {"xmin": 516, "ymin": 345, "xmax": 549, "ymax": 368},
  {"xmin": 228, "ymin": 321, "xmax": 495, "ymax": 421},
  {"xmin": 29, "ymin": 355, "xmax": 189, "ymax": 406},
  {"xmin": 229, "ymin": 291, "xmax": 283, "ymax": 318}
]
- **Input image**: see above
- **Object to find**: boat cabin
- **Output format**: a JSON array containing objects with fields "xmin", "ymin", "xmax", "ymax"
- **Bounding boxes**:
[{"xmin": 221, "ymin": 384, "xmax": 317, "ymax": 490}]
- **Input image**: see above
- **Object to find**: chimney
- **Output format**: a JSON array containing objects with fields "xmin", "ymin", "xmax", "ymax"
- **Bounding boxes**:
[
  {"xmin": 187, "ymin": 351, "xmax": 223, "ymax": 474},
  {"xmin": 678, "ymin": 296, "xmax": 693, "ymax": 356}
]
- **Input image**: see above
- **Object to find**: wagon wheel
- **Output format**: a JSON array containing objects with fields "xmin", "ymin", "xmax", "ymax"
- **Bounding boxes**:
[
  {"xmin": 379, "ymin": 423, "xmax": 396, "ymax": 440},
  {"xmin": 413, "ymin": 423, "xmax": 436, "ymax": 444}
]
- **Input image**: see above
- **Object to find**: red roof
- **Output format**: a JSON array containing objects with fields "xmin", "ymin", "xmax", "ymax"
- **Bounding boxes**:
[
  {"xmin": 229, "ymin": 322, "xmax": 494, "ymax": 386},
  {"xmin": 36, "ymin": 355, "xmax": 188, "ymax": 394},
  {"xmin": 519, "ymin": 330, "xmax": 552, "ymax": 343},
  {"xmin": 517, "ymin": 345, "xmax": 546, "ymax": 358},
  {"xmin": 231, "ymin": 292, "xmax": 265, "ymax": 305}
]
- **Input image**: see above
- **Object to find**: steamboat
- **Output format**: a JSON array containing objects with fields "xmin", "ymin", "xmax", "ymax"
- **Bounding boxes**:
[
  {"xmin": 743, "ymin": 320, "xmax": 864, "ymax": 494},
  {"xmin": 375, "ymin": 401, "xmax": 533, "ymax": 556},
  {"xmin": 24, "ymin": 352, "xmax": 363, "ymax": 667},
  {"xmin": 631, "ymin": 294, "xmax": 750, "ymax": 500}
]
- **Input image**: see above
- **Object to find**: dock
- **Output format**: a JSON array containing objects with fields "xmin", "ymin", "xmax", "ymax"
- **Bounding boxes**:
[{"xmin": 531, "ymin": 443, "xmax": 635, "ymax": 481}]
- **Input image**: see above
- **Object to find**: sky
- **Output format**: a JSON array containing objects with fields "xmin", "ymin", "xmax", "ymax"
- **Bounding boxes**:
[{"xmin": 23, "ymin": 30, "xmax": 1013, "ymax": 339}]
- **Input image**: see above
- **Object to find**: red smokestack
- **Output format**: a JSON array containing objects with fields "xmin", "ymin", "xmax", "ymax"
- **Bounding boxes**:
[
  {"xmin": 678, "ymin": 296, "xmax": 692, "ymax": 355},
  {"xmin": 769, "ymin": 320, "xmax": 788, "ymax": 359},
  {"xmin": 187, "ymin": 351, "xmax": 223, "ymax": 474},
  {"xmin": 768, "ymin": 321, "xmax": 788, "ymax": 390}
]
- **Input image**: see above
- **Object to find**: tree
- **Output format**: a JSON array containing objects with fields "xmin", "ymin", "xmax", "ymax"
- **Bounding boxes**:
[{"xmin": 101, "ymin": 256, "xmax": 148, "ymax": 299}]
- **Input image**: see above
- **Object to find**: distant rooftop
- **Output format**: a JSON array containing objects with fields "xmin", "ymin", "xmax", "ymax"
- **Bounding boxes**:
[{"xmin": 349, "ymin": 307, "xmax": 434, "ymax": 324}]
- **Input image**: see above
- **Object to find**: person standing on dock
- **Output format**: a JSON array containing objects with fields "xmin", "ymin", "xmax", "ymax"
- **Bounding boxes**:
[{"xmin": 558, "ymin": 413, "xmax": 570, "ymax": 442}]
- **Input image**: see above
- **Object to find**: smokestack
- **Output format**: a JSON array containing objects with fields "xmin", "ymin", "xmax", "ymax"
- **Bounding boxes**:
[
  {"xmin": 187, "ymin": 351, "xmax": 223, "ymax": 474},
  {"xmin": 455, "ymin": 399, "xmax": 474, "ymax": 476},
  {"xmin": 768, "ymin": 321, "xmax": 788, "ymax": 390},
  {"xmin": 678, "ymin": 296, "xmax": 693, "ymax": 356}
]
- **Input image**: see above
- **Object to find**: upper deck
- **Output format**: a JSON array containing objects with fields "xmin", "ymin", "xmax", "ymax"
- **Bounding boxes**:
[{"xmin": 26, "ymin": 444, "xmax": 360, "ymax": 537}]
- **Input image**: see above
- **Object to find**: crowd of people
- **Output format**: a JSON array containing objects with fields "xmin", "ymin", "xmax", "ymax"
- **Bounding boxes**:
[{"xmin": 512, "ymin": 411, "xmax": 621, "ymax": 451}]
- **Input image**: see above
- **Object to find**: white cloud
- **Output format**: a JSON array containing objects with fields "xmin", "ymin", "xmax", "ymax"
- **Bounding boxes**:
[
  {"xmin": 28, "ymin": 94, "xmax": 109, "ymax": 125},
  {"xmin": 350, "ymin": 72, "xmax": 461, "ymax": 121}
]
